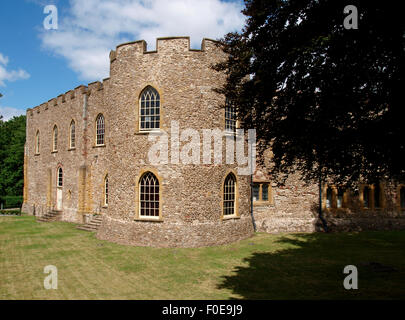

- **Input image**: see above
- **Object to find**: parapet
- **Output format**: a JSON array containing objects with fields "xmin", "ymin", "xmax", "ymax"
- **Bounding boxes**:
[
  {"xmin": 110, "ymin": 37, "xmax": 222, "ymax": 63},
  {"xmin": 27, "ymin": 36, "xmax": 221, "ymax": 116}
]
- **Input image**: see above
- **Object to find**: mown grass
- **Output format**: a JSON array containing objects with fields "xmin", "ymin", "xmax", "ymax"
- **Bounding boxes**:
[{"xmin": 0, "ymin": 215, "xmax": 404, "ymax": 300}]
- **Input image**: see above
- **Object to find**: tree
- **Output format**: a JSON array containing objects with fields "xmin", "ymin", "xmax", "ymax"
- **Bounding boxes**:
[
  {"xmin": 0, "ymin": 115, "xmax": 26, "ymax": 196},
  {"xmin": 215, "ymin": 0, "xmax": 405, "ymax": 188},
  {"xmin": 0, "ymin": 93, "xmax": 3, "ymax": 123}
]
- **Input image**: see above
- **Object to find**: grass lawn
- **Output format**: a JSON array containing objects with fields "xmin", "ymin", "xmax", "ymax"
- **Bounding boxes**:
[{"xmin": 0, "ymin": 215, "xmax": 404, "ymax": 300}]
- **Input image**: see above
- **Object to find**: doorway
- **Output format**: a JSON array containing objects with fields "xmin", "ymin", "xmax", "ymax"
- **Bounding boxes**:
[{"xmin": 56, "ymin": 167, "xmax": 63, "ymax": 210}]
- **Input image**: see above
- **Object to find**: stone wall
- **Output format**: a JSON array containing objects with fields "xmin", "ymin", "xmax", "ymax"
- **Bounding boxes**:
[
  {"xmin": 23, "ymin": 37, "xmax": 255, "ymax": 247},
  {"xmin": 22, "ymin": 36, "xmax": 405, "ymax": 247},
  {"xmin": 252, "ymin": 169, "xmax": 405, "ymax": 234},
  {"xmin": 23, "ymin": 80, "xmax": 110, "ymax": 222},
  {"xmin": 98, "ymin": 37, "xmax": 254, "ymax": 246}
]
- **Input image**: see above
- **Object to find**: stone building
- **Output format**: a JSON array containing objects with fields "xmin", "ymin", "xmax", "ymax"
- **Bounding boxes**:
[{"xmin": 22, "ymin": 37, "xmax": 405, "ymax": 248}]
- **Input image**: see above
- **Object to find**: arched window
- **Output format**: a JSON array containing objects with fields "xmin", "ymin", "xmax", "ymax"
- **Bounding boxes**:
[
  {"xmin": 400, "ymin": 187, "xmax": 405, "ymax": 209},
  {"xmin": 373, "ymin": 183, "xmax": 381, "ymax": 208},
  {"xmin": 57, "ymin": 167, "xmax": 63, "ymax": 187},
  {"xmin": 104, "ymin": 175, "xmax": 108, "ymax": 206},
  {"xmin": 70, "ymin": 120, "xmax": 76, "ymax": 149},
  {"xmin": 96, "ymin": 114, "xmax": 105, "ymax": 145},
  {"xmin": 140, "ymin": 86, "xmax": 160, "ymax": 131},
  {"xmin": 225, "ymin": 98, "xmax": 236, "ymax": 133},
  {"xmin": 326, "ymin": 187, "xmax": 333, "ymax": 208},
  {"xmin": 363, "ymin": 186, "xmax": 370, "ymax": 208},
  {"xmin": 53, "ymin": 125, "xmax": 58, "ymax": 151},
  {"xmin": 223, "ymin": 173, "xmax": 237, "ymax": 216},
  {"xmin": 35, "ymin": 130, "xmax": 40, "ymax": 154},
  {"xmin": 139, "ymin": 172, "xmax": 159, "ymax": 217}
]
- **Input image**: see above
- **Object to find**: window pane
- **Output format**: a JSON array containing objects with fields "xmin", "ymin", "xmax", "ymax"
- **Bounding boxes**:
[
  {"xmin": 96, "ymin": 114, "xmax": 105, "ymax": 145},
  {"xmin": 58, "ymin": 168, "xmax": 63, "ymax": 187},
  {"xmin": 140, "ymin": 87, "xmax": 160, "ymax": 130},
  {"xmin": 363, "ymin": 187, "xmax": 370, "ymax": 208},
  {"xmin": 140, "ymin": 172, "xmax": 159, "ymax": 217},
  {"xmin": 252, "ymin": 184, "xmax": 260, "ymax": 201},
  {"xmin": 225, "ymin": 98, "xmax": 236, "ymax": 133},
  {"xmin": 105, "ymin": 176, "xmax": 108, "ymax": 205},
  {"xmin": 262, "ymin": 184, "xmax": 269, "ymax": 201},
  {"xmin": 337, "ymin": 189, "xmax": 344, "ymax": 208},
  {"xmin": 326, "ymin": 187, "xmax": 332, "ymax": 208},
  {"xmin": 224, "ymin": 173, "xmax": 236, "ymax": 215}
]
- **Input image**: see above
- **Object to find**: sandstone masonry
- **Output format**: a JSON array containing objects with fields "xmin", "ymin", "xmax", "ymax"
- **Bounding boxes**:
[{"xmin": 22, "ymin": 37, "xmax": 405, "ymax": 248}]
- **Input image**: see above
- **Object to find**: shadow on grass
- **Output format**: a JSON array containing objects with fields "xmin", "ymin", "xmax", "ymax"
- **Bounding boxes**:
[{"xmin": 218, "ymin": 231, "xmax": 405, "ymax": 300}]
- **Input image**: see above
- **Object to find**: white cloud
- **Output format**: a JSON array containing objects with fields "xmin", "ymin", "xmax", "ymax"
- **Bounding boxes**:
[
  {"xmin": 0, "ymin": 53, "xmax": 9, "ymax": 65},
  {"xmin": 0, "ymin": 106, "xmax": 25, "ymax": 121},
  {"xmin": 0, "ymin": 53, "xmax": 30, "ymax": 87},
  {"xmin": 40, "ymin": 0, "xmax": 245, "ymax": 81}
]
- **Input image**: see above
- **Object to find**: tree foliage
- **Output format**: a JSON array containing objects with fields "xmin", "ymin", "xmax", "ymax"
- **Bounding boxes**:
[
  {"xmin": 0, "ymin": 115, "xmax": 26, "ymax": 196},
  {"xmin": 215, "ymin": 0, "xmax": 405, "ymax": 187}
]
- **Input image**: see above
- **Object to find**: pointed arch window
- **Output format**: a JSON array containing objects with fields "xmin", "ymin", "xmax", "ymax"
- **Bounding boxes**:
[
  {"xmin": 70, "ymin": 120, "xmax": 76, "ymax": 149},
  {"xmin": 139, "ymin": 172, "xmax": 160, "ymax": 218},
  {"xmin": 140, "ymin": 86, "xmax": 160, "ymax": 131},
  {"xmin": 96, "ymin": 114, "xmax": 105, "ymax": 145},
  {"xmin": 104, "ymin": 174, "xmax": 108, "ymax": 206},
  {"xmin": 223, "ymin": 173, "xmax": 237, "ymax": 216},
  {"xmin": 35, "ymin": 130, "xmax": 40, "ymax": 154},
  {"xmin": 53, "ymin": 125, "xmax": 58, "ymax": 152},
  {"xmin": 57, "ymin": 167, "xmax": 63, "ymax": 187},
  {"xmin": 225, "ymin": 98, "xmax": 236, "ymax": 133}
]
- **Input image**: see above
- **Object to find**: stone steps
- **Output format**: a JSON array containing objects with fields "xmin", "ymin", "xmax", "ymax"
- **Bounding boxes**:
[
  {"xmin": 76, "ymin": 215, "xmax": 103, "ymax": 232},
  {"xmin": 37, "ymin": 210, "xmax": 62, "ymax": 222}
]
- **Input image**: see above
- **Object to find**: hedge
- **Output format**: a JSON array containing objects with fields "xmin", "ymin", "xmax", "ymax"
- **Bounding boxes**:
[
  {"xmin": 0, "ymin": 196, "xmax": 23, "ymax": 209},
  {"xmin": 0, "ymin": 210, "xmax": 21, "ymax": 215}
]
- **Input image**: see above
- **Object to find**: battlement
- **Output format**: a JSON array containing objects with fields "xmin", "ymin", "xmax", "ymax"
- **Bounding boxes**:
[
  {"xmin": 110, "ymin": 37, "xmax": 222, "ymax": 63},
  {"xmin": 27, "ymin": 37, "xmax": 222, "ymax": 116}
]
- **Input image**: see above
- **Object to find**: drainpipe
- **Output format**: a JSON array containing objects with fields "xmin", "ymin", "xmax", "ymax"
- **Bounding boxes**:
[
  {"xmin": 249, "ymin": 135, "xmax": 257, "ymax": 232},
  {"xmin": 318, "ymin": 169, "xmax": 328, "ymax": 232}
]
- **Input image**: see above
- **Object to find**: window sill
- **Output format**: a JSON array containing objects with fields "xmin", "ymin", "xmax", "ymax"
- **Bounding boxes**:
[
  {"xmin": 134, "ymin": 217, "xmax": 163, "ymax": 222},
  {"xmin": 93, "ymin": 144, "xmax": 106, "ymax": 148},
  {"xmin": 253, "ymin": 201, "xmax": 273, "ymax": 206},
  {"xmin": 222, "ymin": 214, "xmax": 240, "ymax": 221},
  {"xmin": 51, "ymin": 151, "xmax": 58, "ymax": 154},
  {"xmin": 101, "ymin": 205, "xmax": 108, "ymax": 209},
  {"xmin": 68, "ymin": 147, "xmax": 76, "ymax": 151},
  {"xmin": 34, "ymin": 153, "xmax": 40, "ymax": 156},
  {"xmin": 135, "ymin": 130, "xmax": 162, "ymax": 135},
  {"xmin": 224, "ymin": 131, "xmax": 243, "ymax": 138}
]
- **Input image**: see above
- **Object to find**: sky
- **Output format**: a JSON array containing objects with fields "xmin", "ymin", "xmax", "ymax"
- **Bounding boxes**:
[{"xmin": 0, "ymin": 0, "xmax": 245, "ymax": 121}]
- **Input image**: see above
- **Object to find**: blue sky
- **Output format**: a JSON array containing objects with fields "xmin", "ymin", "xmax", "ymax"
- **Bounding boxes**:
[{"xmin": 0, "ymin": 0, "xmax": 245, "ymax": 120}]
